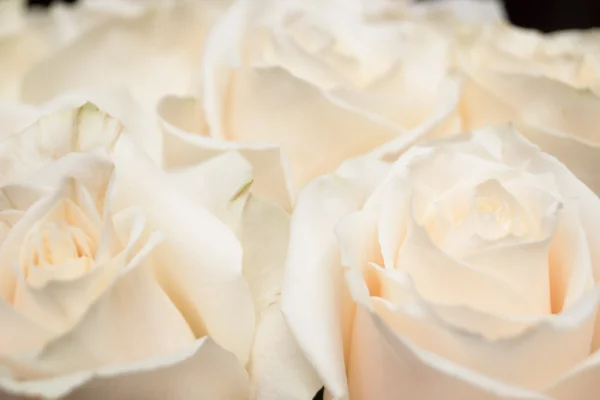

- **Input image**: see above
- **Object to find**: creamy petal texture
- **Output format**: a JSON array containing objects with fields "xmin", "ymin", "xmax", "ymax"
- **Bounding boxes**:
[
  {"xmin": 459, "ymin": 24, "xmax": 600, "ymax": 196},
  {"xmin": 0, "ymin": 102, "xmax": 308, "ymax": 399},
  {"xmin": 250, "ymin": 303, "xmax": 321, "ymax": 400},
  {"xmin": 158, "ymin": 95, "xmax": 293, "ymax": 211},
  {"xmin": 0, "ymin": 338, "xmax": 249, "ymax": 400},
  {"xmin": 284, "ymin": 125, "xmax": 600, "ymax": 399},
  {"xmin": 111, "ymin": 135, "xmax": 255, "ymax": 364},
  {"xmin": 21, "ymin": 0, "xmax": 231, "ymax": 112},
  {"xmin": 152, "ymin": 0, "xmax": 485, "ymax": 204}
]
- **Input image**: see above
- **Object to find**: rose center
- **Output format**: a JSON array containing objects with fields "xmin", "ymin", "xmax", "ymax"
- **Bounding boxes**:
[
  {"xmin": 20, "ymin": 204, "xmax": 99, "ymax": 287},
  {"xmin": 474, "ymin": 195, "xmax": 527, "ymax": 239},
  {"xmin": 26, "ymin": 221, "xmax": 95, "ymax": 267}
]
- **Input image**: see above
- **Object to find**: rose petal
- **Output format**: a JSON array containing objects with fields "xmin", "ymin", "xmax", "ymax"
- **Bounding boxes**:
[
  {"xmin": 528, "ymin": 143, "xmax": 600, "ymax": 350},
  {"xmin": 371, "ymin": 286, "xmax": 595, "ymax": 390},
  {"xmin": 111, "ymin": 135, "xmax": 255, "ymax": 364},
  {"xmin": 222, "ymin": 67, "xmax": 397, "ymax": 190},
  {"xmin": 0, "ymin": 297, "xmax": 48, "ymax": 356},
  {"xmin": 240, "ymin": 196, "xmax": 290, "ymax": 316},
  {"xmin": 547, "ymin": 349, "xmax": 600, "ymax": 399},
  {"xmin": 396, "ymin": 215, "xmax": 537, "ymax": 316},
  {"xmin": 282, "ymin": 175, "xmax": 369, "ymax": 399},
  {"xmin": 166, "ymin": 151, "xmax": 253, "ymax": 231},
  {"xmin": 19, "ymin": 240, "xmax": 193, "ymax": 376},
  {"xmin": 347, "ymin": 305, "xmax": 548, "ymax": 400},
  {"xmin": 159, "ymin": 101, "xmax": 293, "ymax": 211},
  {"xmin": 250, "ymin": 302, "xmax": 321, "ymax": 400},
  {"xmin": 462, "ymin": 66, "xmax": 600, "ymax": 195},
  {"xmin": 21, "ymin": 1, "xmax": 228, "ymax": 114},
  {"xmin": 0, "ymin": 338, "xmax": 248, "ymax": 400},
  {"xmin": 517, "ymin": 124, "xmax": 600, "ymax": 198},
  {"xmin": 0, "ymin": 103, "xmax": 40, "ymax": 137},
  {"xmin": 0, "ymin": 103, "xmax": 121, "ymax": 188}
]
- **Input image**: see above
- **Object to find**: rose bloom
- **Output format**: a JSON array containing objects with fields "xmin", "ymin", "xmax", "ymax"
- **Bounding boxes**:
[
  {"xmin": 0, "ymin": 0, "xmax": 57, "ymax": 102},
  {"xmin": 0, "ymin": 0, "xmax": 160, "ymax": 102},
  {"xmin": 19, "ymin": 0, "xmax": 231, "ymax": 111},
  {"xmin": 0, "ymin": 0, "xmax": 232, "ymax": 162},
  {"xmin": 283, "ymin": 125, "xmax": 600, "ymax": 400},
  {"xmin": 0, "ymin": 103, "xmax": 316, "ymax": 400},
  {"xmin": 458, "ymin": 23, "xmax": 600, "ymax": 195},
  {"xmin": 157, "ymin": 0, "xmax": 505, "ymax": 208}
]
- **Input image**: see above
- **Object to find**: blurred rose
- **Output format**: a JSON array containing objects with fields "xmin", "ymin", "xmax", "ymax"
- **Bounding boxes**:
[
  {"xmin": 157, "ymin": 0, "xmax": 505, "ymax": 208},
  {"xmin": 0, "ymin": 103, "xmax": 316, "ymax": 400},
  {"xmin": 0, "ymin": 0, "xmax": 229, "ymax": 161},
  {"xmin": 0, "ymin": 0, "xmax": 148, "ymax": 102},
  {"xmin": 283, "ymin": 125, "xmax": 600, "ymax": 400},
  {"xmin": 459, "ymin": 23, "xmax": 600, "ymax": 195},
  {"xmin": 0, "ymin": 0, "xmax": 55, "ymax": 102},
  {"xmin": 19, "ymin": 0, "xmax": 231, "ymax": 110}
]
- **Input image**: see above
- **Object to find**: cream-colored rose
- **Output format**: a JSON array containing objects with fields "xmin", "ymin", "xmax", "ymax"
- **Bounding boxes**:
[
  {"xmin": 0, "ymin": 103, "xmax": 315, "ymax": 400},
  {"xmin": 0, "ymin": 0, "xmax": 55, "ymax": 102},
  {"xmin": 19, "ymin": 0, "xmax": 230, "ymax": 110},
  {"xmin": 458, "ymin": 23, "xmax": 600, "ymax": 195},
  {"xmin": 0, "ymin": 0, "xmax": 174, "ymax": 141},
  {"xmin": 0, "ymin": 0, "xmax": 139, "ymax": 102},
  {"xmin": 157, "ymin": 0, "xmax": 505, "ymax": 208},
  {"xmin": 2, "ymin": 0, "xmax": 230, "ymax": 161},
  {"xmin": 283, "ymin": 125, "xmax": 600, "ymax": 400}
]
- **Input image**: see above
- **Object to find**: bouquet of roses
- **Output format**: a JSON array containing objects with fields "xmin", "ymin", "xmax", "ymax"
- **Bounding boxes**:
[{"xmin": 1, "ymin": 0, "xmax": 599, "ymax": 399}]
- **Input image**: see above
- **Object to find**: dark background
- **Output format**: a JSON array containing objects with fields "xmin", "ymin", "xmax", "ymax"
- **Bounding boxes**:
[{"xmin": 27, "ymin": 0, "xmax": 600, "ymax": 32}]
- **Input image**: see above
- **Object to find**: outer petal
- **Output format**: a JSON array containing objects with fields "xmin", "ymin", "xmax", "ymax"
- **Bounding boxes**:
[
  {"xmin": 0, "ymin": 103, "xmax": 40, "ymax": 137},
  {"xmin": 250, "ymin": 302, "xmax": 321, "ymax": 400},
  {"xmin": 166, "ymin": 151, "xmax": 253, "ymax": 232},
  {"xmin": 337, "ymin": 206, "xmax": 595, "ymax": 391},
  {"xmin": 221, "ymin": 66, "xmax": 398, "ymax": 190},
  {"xmin": 200, "ymin": 1, "xmax": 400, "ymax": 191},
  {"xmin": 0, "ymin": 298, "xmax": 49, "ymax": 357},
  {"xmin": 111, "ymin": 135, "xmax": 255, "ymax": 364},
  {"xmin": 22, "ymin": 244, "xmax": 195, "ymax": 377},
  {"xmin": 547, "ymin": 350, "xmax": 600, "ymax": 400},
  {"xmin": 517, "ymin": 124, "xmax": 600, "ymax": 200},
  {"xmin": 0, "ymin": 19, "xmax": 51, "ymax": 101},
  {"xmin": 0, "ymin": 338, "xmax": 249, "ymax": 400},
  {"xmin": 21, "ymin": 1, "xmax": 230, "ymax": 113},
  {"xmin": 158, "ymin": 95, "xmax": 293, "ymax": 210},
  {"xmin": 240, "ymin": 196, "xmax": 290, "ymax": 316},
  {"xmin": 347, "ymin": 305, "xmax": 548, "ymax": 400},
  {"xmin": 282, "ymin": 175, "xmax": 369, "ymax": 399},
  {"xmin": 461, "ymin": 66, "xmax": 600, "ymax": 195}
]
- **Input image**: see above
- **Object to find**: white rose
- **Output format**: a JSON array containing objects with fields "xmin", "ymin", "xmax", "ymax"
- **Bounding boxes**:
[
  {"xmin": 0, "ymin": 0, "xmax": 138, "ymax": 102},
  {"xmin": 19, "ymin": 0, "xmax": 230, "ymax": 110},
  {"xmin": 157, "ymin": 0, "xmax": 505, "ymax": 208},
  {"xmin": 283, "ymin": 125, "xmax": 600, "ymax": 400},
  {"xmin": 0, "ymin": 0, "xmax": 55, "ymax": 102},
  {"xmin": 1, "ymin": 0, "xmax": 229, "ymax": 163},
  {"xmin": 459, "ymin": 23, "xmax": 600, "ymax": 195},
  {"xmin": 0, "ymin": 103, "xmax": 314, "ymax": 400}
]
